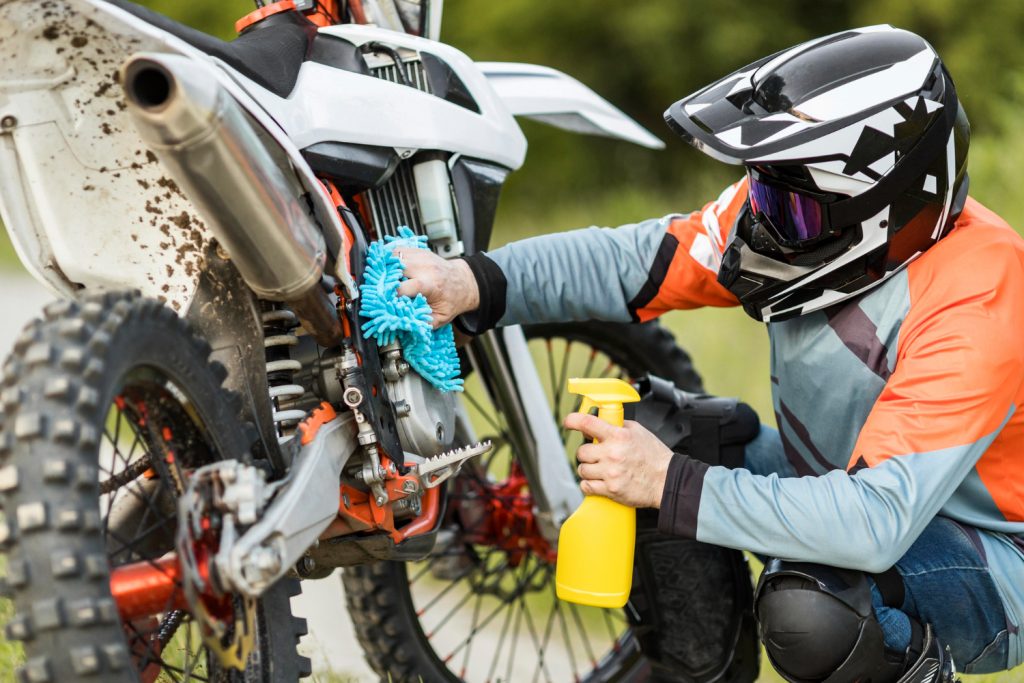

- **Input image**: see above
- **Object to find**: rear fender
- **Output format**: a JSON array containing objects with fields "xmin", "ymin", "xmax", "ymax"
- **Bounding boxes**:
[
  {"xmin": 0, "ymin": 0, "xmax": 354, "ymax": 310},
  {"xmin": 0, "ymin": 0, "xmax": 211, "ymax": 308}
]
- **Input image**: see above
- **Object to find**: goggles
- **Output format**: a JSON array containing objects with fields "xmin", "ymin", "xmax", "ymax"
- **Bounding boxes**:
[{"xmin": 747, "ymin": 169, "xmax": 839, "ymax": 248}]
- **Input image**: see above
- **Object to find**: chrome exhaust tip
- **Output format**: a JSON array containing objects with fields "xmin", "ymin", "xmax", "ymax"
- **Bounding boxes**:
[{"xmin": 123, "ymin": 53, "xmax": 343, "ymax": 347}]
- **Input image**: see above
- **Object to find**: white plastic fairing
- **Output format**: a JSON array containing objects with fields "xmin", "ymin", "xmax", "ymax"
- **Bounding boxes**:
[
  {"xmin": 478, "ymin": 62, "xmax": 665, "ymax": 150},
  {"xmin": 242, "ymin": 24, "xmax": 528, "ymax": 171}
]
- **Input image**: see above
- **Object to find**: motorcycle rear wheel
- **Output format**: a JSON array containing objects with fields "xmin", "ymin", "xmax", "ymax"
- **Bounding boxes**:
[
  {"xmin": 0, "ymin": 293, "xmax": 309, "ymax": 682},
  {"xmin": 344, "ymin": 320, "xmax": 703, "ymax": 683}
]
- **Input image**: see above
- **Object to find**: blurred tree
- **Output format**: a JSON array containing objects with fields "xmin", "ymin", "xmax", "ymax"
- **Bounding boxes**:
[
  {"xmin": 441, "ymin": 0, "xmax": 1024, "ymax": 206},
  {"xmin": 136, "ymin": 0, "xmax": 1024, "ymax": 218}
]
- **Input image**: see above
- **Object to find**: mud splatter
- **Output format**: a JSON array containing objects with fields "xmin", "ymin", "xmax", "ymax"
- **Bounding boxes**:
[
  {"xmin": 145, "ymin": 150, "xmax": 157, "ymax": 164},
  {"xmin": 136, "ymin": 179, "xmax": 150, "ymax": 189},
  {"xmin": 42, "ymin": 25, "xmax": 60, "ymax": 41},
  {"xmin": 171, "ymin": 212, "xmax": 192, "ymax": 231},
  {"xmin": 144, "ymin": 200, "xmax": 162, "ymax": 215},
  {"xmin": 71, "ymin": 35, "xmax": 87, "ymax": 48},
  {"xmin": 156, "ymin": 177, "xmax": 182, "ymax": 197}
]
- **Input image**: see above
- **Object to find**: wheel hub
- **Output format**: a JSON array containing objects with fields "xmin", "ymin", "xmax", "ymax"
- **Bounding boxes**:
[{"xmin": 462, "ymin": 462, "xmax": 557, "ymax": 567}]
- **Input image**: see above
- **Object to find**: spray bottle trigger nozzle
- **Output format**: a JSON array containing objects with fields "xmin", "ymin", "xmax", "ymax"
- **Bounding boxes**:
[{"xmin": 578, "ymin": 396, "xmax": 598, "ymax": 417}]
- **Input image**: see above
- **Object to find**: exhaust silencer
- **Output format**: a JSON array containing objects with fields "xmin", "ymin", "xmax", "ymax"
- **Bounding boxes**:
[{"xmin": 122, "ymin": 53, "xmax": 342, "ymax": 347}]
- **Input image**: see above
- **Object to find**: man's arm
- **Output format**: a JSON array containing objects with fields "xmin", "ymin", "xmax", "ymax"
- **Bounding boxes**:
[
  {"xmin": 466, "ymin": 180, "xmax": 746, "ymax": 331},
  {"xmin": 398, "ymin": 179, "xmax": 747, "ymax": 332},
  {"xmin": 658, "ymin": 231, "xmax": 1024, "ymax": 572}
]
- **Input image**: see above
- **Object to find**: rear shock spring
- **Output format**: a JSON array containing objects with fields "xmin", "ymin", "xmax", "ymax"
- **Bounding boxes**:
[{"xmin": 262, "ymin": 305, "xmax": 306, "ymax": 443}]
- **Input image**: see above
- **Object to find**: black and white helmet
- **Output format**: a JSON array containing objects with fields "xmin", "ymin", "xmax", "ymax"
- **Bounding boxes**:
[{"xmin": 665, "ymin": 25, "xmax": 970, "ymax": 321}]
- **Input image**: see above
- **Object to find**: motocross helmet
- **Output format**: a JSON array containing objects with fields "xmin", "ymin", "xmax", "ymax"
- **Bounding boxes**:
[{"xmin": 665, "ymin": 25, "xmax": 970, "ymax": 321}]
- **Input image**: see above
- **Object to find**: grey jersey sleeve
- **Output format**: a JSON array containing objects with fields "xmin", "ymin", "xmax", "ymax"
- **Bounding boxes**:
[
  {"xmin": 453, "ymin": 180, "xmax": 747, "ymax": 334},
  {"xmin": 482, "ymin": 216, "xmax": 678, "ymax": 327}
]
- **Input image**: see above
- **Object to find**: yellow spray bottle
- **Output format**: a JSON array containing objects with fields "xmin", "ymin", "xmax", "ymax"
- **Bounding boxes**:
[{"xmin": 555, "ymin": 377, "xmax": 641, "ymax": 608}]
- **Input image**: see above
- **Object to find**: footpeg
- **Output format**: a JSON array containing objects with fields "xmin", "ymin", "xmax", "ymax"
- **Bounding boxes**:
[{"xmin": 415, "ymin": 441, "xmax": 492, "ymax": 488}]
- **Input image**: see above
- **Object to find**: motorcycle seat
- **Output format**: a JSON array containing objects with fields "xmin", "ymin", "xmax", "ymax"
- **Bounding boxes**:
[{"xmin": 105, "ymin": 0, "xmax": 316, "ymax": 98}]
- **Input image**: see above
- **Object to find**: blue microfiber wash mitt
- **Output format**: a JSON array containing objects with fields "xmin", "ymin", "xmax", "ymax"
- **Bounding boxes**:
[{"xmin": 359, "ymin": 227, "xmax": 464, "ymax": 393}]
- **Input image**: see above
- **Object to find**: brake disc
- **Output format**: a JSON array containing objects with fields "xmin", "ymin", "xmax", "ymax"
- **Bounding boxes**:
[{"xmin": 176, "ymin": 465, "xmax": 257, "ymax": 670}]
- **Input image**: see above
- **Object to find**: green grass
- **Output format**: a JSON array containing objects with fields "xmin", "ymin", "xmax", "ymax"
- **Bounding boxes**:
[
  {"xmin": 0, "ymin": 550, "xmax": 24, "ymax": 682},
  {"xmin": 0, "ymin": 229, "xmax": 20, "ymax": 270}
]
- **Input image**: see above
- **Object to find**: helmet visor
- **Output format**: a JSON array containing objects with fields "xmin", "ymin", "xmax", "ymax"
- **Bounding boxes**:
[{"xmin": 747, "ymin": 172, "xmax": 827, "ymax": 246}]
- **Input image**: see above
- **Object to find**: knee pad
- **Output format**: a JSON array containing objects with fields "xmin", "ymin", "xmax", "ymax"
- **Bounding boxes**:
[{"xmin": 754, "ymin": 560, "xmax": 908, "ymax": 683}]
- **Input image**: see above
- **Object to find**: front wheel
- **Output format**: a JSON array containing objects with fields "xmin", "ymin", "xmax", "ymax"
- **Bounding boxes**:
[
  {"xmin": 343, "ymin": 321, "xmax": 715, "ymax": 683},
  {"xmin": 0, "ymin": 294, "xmax": 309, "ymax": 682}
]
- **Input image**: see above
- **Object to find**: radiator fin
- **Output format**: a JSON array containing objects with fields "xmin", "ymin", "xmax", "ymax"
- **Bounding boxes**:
[
  {"xmin": 364, "ymin": 56, "xmax": 430, "ymax": 238},
  {"xmin": 366, "ymin": 162, "xmax": 424, "ymax": 238}
]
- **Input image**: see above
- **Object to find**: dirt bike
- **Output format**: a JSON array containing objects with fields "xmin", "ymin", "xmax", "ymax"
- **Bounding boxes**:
[{"xmin": 0, "ymin": 1, "xmax": 750, "ymax": 681}]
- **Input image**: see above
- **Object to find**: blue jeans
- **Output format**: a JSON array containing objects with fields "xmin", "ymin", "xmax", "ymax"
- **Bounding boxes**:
[{"xmin": 747, "ymin": 426, "xmax": 1011, "ymax": 673}]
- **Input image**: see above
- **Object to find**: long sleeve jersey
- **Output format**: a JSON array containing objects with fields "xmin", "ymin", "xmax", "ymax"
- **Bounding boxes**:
[{"xmin": 466, "ymin": 179, "xmax": 1024, "ymax": 667}]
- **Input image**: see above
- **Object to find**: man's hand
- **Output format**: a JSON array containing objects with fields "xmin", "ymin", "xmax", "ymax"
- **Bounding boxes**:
[
  {"xmin": 563, "ymin": 413, "xmax": 674, "ymax": 509},
  {"xmin": 395, "ymin": 249, "xmax": 479, "ymax": 328}
]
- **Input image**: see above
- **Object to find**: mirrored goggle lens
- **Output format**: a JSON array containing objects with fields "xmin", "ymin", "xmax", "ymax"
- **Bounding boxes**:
[{"xmin": 748, "ymin": 176, "xmax": 825, "ymax": 244}]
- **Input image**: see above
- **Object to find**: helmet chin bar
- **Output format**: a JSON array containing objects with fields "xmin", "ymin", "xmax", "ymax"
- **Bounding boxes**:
[{"xmin": 717, "ymin": 210, "xmax": 866, "ymax": 322}]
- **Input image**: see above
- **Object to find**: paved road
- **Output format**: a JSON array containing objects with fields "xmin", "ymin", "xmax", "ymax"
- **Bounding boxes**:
[{"xmin": 0, "ymin": 272, "xmax": 374, "ymax": 681}]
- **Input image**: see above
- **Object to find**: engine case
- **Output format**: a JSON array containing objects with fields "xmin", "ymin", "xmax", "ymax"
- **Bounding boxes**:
[{"xmin": 388, "ymin": 370, "xmax": 456, "ymax": 457}]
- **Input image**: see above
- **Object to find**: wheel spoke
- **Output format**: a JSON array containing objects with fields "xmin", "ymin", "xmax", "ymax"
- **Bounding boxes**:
[
  {"xmin": 106, "ymin": 512, "xmax": 173, "ymax": 562},
  {"xmin": 503, "ymin": 567, "xmax": 526, "ymax": 683},
  {"xmin": 439, "ymin": 556, "xmax": 540, "ymax": 663},
  {"xmin": 603, "ymin": 608, "xmax": 620, "ymax": 647},
  {"xmin": 462, "ymin": 390, "xmax": 505, "ymax": 435},
  {"xmin": 456, "ymin": 590, "xmax": 485, "ymax": 677},
  {"xmin": 568, "ymin": 601, "xmax": 599, "ymax": 668},
  {"xmin": 551, "ymin": 581, "xmax": 581, "ymax": 677},
  {"xmin": 545, "ymin": 339, "xmax": 560, "ymax": 424},
  {"xmin": 415, "ymin": 561, "xmax": 480, "ymax": 617},
  {"xmin": 519, "ymin": 595, "xmax": 553, "ymax": 683},
  {"xmin": 407, "ymin": 560, "xmax": 435, "ymax": 586},
  {"xmin": 553, "ymin": 340, "xmax": 574, "ymax": 421},
  {"xmin": 485, "ymin": 592, "xmax": 517, "ymax": 683},
  {"xmin": 534, "ymin": 573, "xmax": 560, "ymax": 683}
]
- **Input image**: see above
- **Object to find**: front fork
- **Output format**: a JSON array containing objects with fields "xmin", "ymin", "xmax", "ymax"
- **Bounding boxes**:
[{"xmin": 465, "ymin": 326, "xmax": 583, "ymax": 542}]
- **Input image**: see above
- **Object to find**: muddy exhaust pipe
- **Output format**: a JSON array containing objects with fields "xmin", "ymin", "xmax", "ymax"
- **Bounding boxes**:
[{"xmin": 122, "ymin": 53, "xmax": 342, "ymax": 347}]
